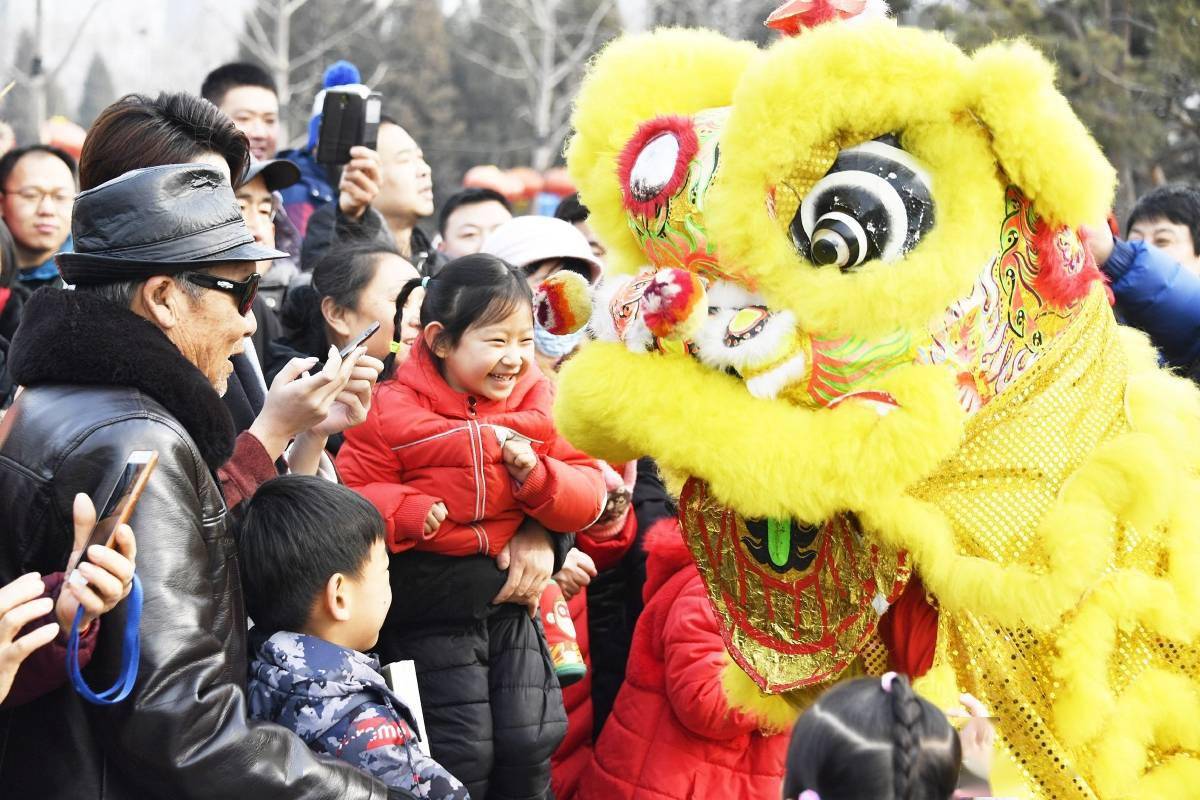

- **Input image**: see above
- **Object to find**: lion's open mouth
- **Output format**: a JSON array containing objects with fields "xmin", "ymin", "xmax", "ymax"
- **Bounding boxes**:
[{"xmin": 594, "ymin": 275, "xmax": 911, "ymax": 411}]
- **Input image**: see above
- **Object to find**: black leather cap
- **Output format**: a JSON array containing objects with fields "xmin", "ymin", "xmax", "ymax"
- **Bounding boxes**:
[{"xmin": 57, "ymin": 163, "xmax": 288, "ymax": 286}]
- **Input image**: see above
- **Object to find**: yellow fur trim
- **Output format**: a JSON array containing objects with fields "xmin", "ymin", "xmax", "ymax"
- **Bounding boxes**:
[
  {"xmin": 711, "ymin": 22, "xmax": 1003, "ymax": 338},
  {"xmin": 719, "ymin": 659, "xmax": 805, "ymax": 734},
  {"xmin": 555, "ymin": 340, "xmax": 965, "ymax": 522},
  {"xmin": 969, "ymin": 40, "xmax": 1116, "ymax": 227},
  {"xmin": 862, "ymin": 431, "xmax": 1173, "ymax": 630},
  {"xmin": 565, "ymin": 29, "xmax": 758, "ymax": 277},
  {"xmin": 1092, "ymin": 671, "xmax": 1200, "ymax": 797}
]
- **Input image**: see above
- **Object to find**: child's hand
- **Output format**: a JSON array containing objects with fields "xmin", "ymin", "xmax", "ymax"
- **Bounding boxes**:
[
  {"xmin": 424, "ymin": 502, "xmax": 448, "ymax": 537},
  {"xmin": 957, "ymin": 692, "xmax": 996, "ymax": 780},
  {"xmin": 502, "ymin": 437, "xmax": 538, "ymax": 484},
  {"xmin": 553, "ymin": 548, "xmax": 597, "ymax": 600}
]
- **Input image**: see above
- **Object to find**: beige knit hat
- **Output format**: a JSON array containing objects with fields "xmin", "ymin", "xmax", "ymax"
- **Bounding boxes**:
[{"xmin": 481, "ymin": 215, "xmax": 604, "ymax": 284}]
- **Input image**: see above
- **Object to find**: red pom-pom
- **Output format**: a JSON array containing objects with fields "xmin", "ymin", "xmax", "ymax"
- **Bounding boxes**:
[
  {"xmin": 641, "ymin": 268, "xmax": 707, "ymax": 340},
  {"xmin": 534, "ymin": 271, "xmax": 593, "ymax": 335}
]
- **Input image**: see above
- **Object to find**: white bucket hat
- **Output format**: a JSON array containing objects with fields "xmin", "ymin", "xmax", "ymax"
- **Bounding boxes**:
[{"xmin": 481, "ymin": 215, "xmax": 604, "ymax": 284}]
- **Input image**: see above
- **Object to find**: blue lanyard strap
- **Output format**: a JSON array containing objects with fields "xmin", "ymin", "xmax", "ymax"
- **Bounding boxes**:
[{"xmin": 66, "ymin": 572, "xmax": 143, "ymax": 704}]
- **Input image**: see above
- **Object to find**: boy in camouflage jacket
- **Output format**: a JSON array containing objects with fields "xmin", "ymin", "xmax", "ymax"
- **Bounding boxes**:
[{"xmin": 236, "ymin": 476, "xmax": 468, "ymax": 800}]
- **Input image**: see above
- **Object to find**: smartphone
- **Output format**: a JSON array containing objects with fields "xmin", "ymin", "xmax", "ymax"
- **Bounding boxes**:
[
  {"xmin": 339, "ymin": 320, "xmax": 381, "ymax": 359},
  {"xmin": 74, "ymin": 450, "xmax": 158, "ymax": 569},
  {"xmin": 316, "ymin": 87, "xmax": 383, "ymax": 166}
]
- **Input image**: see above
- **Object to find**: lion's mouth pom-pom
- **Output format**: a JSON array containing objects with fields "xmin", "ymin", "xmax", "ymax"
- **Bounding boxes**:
[
  {"xmin": 534, "ymin": 270, "xmax": 593, "ymax": 336},
  {"xmin": 642, "ymin": 268, "xmax": 708, "ymax": 341}
]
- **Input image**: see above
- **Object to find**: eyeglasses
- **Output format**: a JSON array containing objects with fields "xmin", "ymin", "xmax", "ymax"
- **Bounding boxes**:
[
  {"xmin": 181, "ymin": 271, "xmax": 260, "ymax": 316},
  {"xmin": 5, "ymin": 186, "xmax": 74, "ymax": 210}
]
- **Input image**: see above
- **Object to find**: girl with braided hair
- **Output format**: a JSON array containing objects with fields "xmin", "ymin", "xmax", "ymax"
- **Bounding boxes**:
[{"xmin": 783, "ymin": 673, "xmax": 987, "ymax": 800}]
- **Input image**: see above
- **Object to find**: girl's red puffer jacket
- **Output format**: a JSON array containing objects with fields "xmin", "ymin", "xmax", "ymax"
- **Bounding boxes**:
[{"xmin": 337, "ymin": 340, "xmax": 605, "ymax": 556}]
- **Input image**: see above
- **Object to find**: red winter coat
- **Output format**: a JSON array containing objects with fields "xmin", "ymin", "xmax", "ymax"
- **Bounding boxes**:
[
  {"xmin": 576, "ymin": 519, "xmax": 788, "ymax": 800},
  {"xmin": 337, "ymin": 340, "xmax": 605, "ymax": 556},
  {"xmin": 552, "ymin": 499, "xmax": 640, "ymax": 800}
]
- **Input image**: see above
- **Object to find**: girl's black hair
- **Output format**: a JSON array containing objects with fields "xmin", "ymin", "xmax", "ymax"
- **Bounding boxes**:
[
  {"xmin": 279, "ymin": 240, "xmax": 403, "ymax": 359},
  {"xmin": 382, "ymin": 253, "xmax": 532, "ymax": 381},
  {"xmin": 783, "ymin": 675, "xmax": 961, "ymax": 800}
]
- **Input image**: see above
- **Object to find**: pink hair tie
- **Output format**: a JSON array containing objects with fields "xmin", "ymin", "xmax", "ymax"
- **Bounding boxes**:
[
  {"xmin": 881, "ymin": 671, "xmax": 899, "ymax": 693},
  {"xmin": 799, "ymin": 791, "xmax": 821, "ymax": 800}
]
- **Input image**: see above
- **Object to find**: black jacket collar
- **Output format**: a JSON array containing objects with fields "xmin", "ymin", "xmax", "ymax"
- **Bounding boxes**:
[{"xmin": 8, "ymin": 288, "xmax": 235, "ymax": 469}]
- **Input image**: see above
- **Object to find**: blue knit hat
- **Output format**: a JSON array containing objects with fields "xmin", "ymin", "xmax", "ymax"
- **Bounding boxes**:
[{"xmin": 306, "ymin": 60, "xmax": 363, "ymax": 151}]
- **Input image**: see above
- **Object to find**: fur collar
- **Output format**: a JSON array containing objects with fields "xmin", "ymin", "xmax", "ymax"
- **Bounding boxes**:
[{"xmin": 8, "ymin": 288, "xmax": 235, "ymax": 469}]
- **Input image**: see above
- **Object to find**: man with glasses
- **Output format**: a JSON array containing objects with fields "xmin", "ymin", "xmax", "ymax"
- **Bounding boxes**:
[
  {"xmin": 0, "ymin": 145, "xmax": 77, "ymax": 289},
  {"xmin": 0, "ymin": 163, "xmax": 397, "ymax": 799},
  {"xmin": 236, "ymin": 157, "xmax": 301, "ymax": 314}
]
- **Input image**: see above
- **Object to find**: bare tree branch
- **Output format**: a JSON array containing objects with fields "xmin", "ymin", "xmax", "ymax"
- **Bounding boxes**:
[
  {"xmin": 364, "ymin": 62, "xmax": 389, "ymax": 89},
  {"xmin": 458, "ymin": 49, "xmax": 528, "ymax": 82},
  {"xmin": 204, "ymin": 1, "xmax": 277, "ymax": 64},
  {"xmin": 285, "ymin": 0, "xmax": 312, "ymax": 16},
  {"xmin": 243, "ymin": 4, "xmax": 278, "ymax": 56},
  {"xmin": 47, "ymin": 0, "xmax": 106, "ymax": 80},
  {"xmin": 476, "ymin": 14, "xmax": 539, "ymax": 77},
  {"xmin": 550, "ymin": 0, "xmax": 614, "ymax": 87},
  {"xmin": 288, "ymin": 2, "xmax": 394, "ymax": 72}
]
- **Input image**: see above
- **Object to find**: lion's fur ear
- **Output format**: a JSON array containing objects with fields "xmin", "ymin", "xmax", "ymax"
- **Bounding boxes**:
[
  {"xmin": 566, "ymin": 29, "xmax": 758, "ymax": 275},
  {"xmin": 968, "ymin": 40, "xmax": 1115, "ymax": 227}
]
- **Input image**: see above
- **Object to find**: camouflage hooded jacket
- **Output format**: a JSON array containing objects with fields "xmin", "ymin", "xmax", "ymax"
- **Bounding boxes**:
[{"xmin": 247, "ymin": 631, "xmax": 469, "ymax": 799}]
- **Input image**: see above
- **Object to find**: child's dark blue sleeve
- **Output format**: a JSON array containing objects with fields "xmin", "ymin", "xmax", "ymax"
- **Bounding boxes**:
[
  {"xmin": 1105, "ymin": 238, "xmax": 1200, "ymax": 369},
  {"xmin": 336, "ymin": 702, "xmax": 470, "ymax": 800}
]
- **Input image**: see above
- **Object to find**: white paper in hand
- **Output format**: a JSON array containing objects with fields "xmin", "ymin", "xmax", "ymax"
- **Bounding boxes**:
[{"xmin": 382, "ymin": 660, "xmax": 429, "ymax": 756}]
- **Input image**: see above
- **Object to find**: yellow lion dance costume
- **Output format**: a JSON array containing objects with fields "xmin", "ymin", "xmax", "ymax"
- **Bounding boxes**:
[{"xmin": 550, "ymin": 7, "xmax": 1200, "ymax": 799}]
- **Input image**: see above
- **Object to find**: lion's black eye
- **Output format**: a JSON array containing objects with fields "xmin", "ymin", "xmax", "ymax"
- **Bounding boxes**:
[{"xmin": 791, "ymin": 134, "xmax": 935, "ymax": 271}]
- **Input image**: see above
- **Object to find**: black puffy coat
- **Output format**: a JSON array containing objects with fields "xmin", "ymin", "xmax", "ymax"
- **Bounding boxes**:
[
  {"xmin": 0, "ymin": 289, "xmax": 387, "ymax": 799},
  {"xmin": 379, "ymin": 545, "xmax": 571, "ymax": 800},
  {"xmin": 585, "ymin": 457, "xmax": 677, "ymax": 736}
]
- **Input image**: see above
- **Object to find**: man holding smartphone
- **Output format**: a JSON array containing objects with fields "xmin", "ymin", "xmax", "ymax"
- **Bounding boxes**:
[{"xmin": 0, "ymin": 164, "xmax": 399, "ymax": 799}]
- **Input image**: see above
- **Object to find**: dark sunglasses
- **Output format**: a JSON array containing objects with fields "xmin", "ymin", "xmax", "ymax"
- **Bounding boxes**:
[{"xmin": 181, "ymin": 271, "xmax": 261, "ymax": 316}]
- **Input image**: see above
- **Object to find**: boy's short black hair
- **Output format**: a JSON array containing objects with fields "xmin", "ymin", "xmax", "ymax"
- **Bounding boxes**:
[
  {"xmin": 437, "ymin": 187, "xmax": 512, "ymax": 235},
  {"xmin": 201, "ymin": 62, "xmax": 278, "ymax": 108},
  {"xmin": 1126, "ymin": 184, "xmax": 1200, "ymax": 257},
  {"xmin": 235, "ymin": 476, "xmax": 385, "ymax": 633},
  {"xmin": 0, "ymin": 144, "xmax": 78, "ymax": 190},
  {"xmin": 553, "ymin": 193, "xmax": 590, "ymax": 225}
]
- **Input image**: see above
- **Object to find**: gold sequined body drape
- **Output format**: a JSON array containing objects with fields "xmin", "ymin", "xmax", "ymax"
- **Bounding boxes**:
[{"xmin": 906, "ymin": 290, "xmax": 1200, "ymax": 798}]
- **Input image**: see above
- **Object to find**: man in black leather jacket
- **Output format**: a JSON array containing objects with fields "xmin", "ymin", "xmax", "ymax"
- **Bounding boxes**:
[{"xmin": 0, "ymin": 164, "xmax": 396, "ymax": 798}]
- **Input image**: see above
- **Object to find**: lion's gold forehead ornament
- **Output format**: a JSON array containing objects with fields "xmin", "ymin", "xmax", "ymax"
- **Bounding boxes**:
[{"xmin": 547, "ymin": 1, "xmax": 1200, "ymax": 797}]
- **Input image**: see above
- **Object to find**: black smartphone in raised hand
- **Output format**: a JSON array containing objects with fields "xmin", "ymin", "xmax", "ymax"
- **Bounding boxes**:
[
  {"xmin": 316, "ymin": 87, "xmax": 383, "ymax": 166},
  {"xmin": 339, "ymin": 321, "xmax": 381, "ymax": 359}
]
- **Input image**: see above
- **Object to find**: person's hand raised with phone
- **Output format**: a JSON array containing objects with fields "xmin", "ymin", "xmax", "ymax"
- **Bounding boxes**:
[
  {"xmin": 309, "ymin": 346, "xmax": 385, "ymax": 437},
  {"xmin": 58, "ymin": 493, "xmax": 137, "ymax": 635},
  {"xmin": 338, "ymin": 146, "xmax": 381, "ymax": 222},
  {"xmin": 250, "ymin": 345, "xmax": 363, "ymax": 459}
]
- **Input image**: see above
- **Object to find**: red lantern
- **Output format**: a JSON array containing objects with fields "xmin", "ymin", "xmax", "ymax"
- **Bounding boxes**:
[
  {"xmin": 462, "ymin": 164, "xmax": 509, "ymax": 193},
  {"xmin": 41, "ymin": 116, "xmax": 86, "ymax": 161},
  {"xmin": 507, "ymin": 166, "xmax": 545, "ymax": 200},
  {"xmin": 542, "ymin": 167, "xmax": 575, "ymax": 197}
]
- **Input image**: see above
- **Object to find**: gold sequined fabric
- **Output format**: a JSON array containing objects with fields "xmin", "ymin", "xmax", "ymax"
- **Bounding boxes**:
[{"xmin": 906, "ymin": 290, "xmax": 1200, "ymax": 798}]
